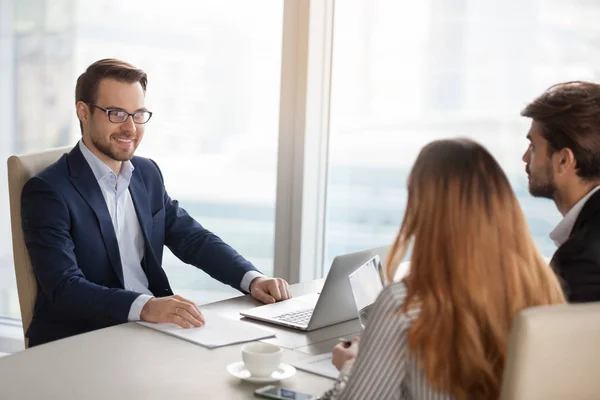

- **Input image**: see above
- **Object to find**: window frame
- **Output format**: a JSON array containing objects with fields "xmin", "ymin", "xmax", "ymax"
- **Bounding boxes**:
[{"xmin": 273, "ymin": 0, "xmax": 336, "ymax": 283}]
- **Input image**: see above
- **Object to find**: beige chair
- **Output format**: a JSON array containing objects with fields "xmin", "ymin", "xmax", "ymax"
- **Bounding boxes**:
[
  {"xmin": 500, "ymin": 302, "xmax": 600, "ymax": 400},
  {"xmin": 7, "ymin": 146, "xmax": 72, "ymax": 347}
]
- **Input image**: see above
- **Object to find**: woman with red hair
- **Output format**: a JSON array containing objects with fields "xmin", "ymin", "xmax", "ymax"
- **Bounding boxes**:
[{"xmin": 321, "ymin": 138, "xmax": 565, "ymax": 400}]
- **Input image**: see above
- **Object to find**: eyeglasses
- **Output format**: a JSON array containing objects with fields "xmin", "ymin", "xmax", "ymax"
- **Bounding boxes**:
[{"xmin": 87, "ymin": 103, "xmax": 153, "ymax": 124}]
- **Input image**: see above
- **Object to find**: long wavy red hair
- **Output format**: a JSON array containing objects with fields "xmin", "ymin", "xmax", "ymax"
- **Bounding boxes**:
[{"xmin": 386, "ymin": 139, "xmax": 565, "ymax": 399}]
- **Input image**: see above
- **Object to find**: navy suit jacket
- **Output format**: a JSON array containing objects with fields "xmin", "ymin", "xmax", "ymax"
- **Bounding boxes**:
[{"xmin": 21, "ymin": 144, "xmax": 259, "ymax": 346}]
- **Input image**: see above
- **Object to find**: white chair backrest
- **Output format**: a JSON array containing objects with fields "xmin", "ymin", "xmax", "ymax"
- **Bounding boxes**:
[
  {"xmin": 7, "ymin": 146, "xmax": 71, "ymax": 347},
  {"xmin": 500, "ymin": 302, "xmax": 600, "ymax": 400}
]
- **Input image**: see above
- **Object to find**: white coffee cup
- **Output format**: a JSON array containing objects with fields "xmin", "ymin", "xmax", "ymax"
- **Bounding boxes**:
[{"xmin": 241, "ymin": 342, "xmax": 283, "ymax": 377}]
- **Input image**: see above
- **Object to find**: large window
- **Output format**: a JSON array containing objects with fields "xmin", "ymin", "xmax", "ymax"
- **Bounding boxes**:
[
  {"xmin": 324, "ymin": 0, "xmax": 600, "ymax": 270},
  {"xmin": 3, "ymin": 0, "xmax": 600, "ymax": 322},
  {"xmin": 0, "ymin": 0, "xmax": 283, "ymax": 318}
]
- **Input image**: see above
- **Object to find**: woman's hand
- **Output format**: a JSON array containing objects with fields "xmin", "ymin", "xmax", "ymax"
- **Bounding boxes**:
[{"xmin": 332, "ymin": 337, "xmax": 360, "ymax": 371}]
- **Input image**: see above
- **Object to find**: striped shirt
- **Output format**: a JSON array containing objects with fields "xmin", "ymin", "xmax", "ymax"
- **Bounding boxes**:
[{"xmin": 319, "ymin": 282, "xmax": 453, "ymax": 400}]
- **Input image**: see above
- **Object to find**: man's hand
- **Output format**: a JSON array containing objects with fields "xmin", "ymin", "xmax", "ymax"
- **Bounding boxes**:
[
  {"xmin": 332, "ymin": 336, "xmax": 360, "ymax": 371},
  {"xmin": 140, "ymin": 294, "xmax": 205, "ymax": 328},
  {"xmin": 250, "ymin": 277, "xmax": 291, "ymax": 304}
]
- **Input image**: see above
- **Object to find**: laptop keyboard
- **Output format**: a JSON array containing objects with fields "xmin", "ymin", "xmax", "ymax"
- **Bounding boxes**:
[{"xmin": 274, "ymin": 308, "xmax": 314, "ymax": 326}]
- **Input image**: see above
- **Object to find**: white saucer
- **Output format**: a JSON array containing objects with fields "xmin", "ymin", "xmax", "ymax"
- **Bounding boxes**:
[{"xmin": 226, "ymin": 361, "xmax": 297, "ymax": 383}]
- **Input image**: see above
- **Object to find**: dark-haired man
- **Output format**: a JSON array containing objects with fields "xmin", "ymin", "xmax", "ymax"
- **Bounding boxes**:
[
  {"xmin": 522, "ymin": 81, "xmax": 600, "ymax": 302},
  {"xmin": 21, "ymin": 59, "xmax": 291, "ymax": 346}
]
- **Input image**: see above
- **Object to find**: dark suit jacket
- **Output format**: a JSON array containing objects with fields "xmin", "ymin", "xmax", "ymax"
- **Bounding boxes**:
[
  {"xmin": 551, "ymin": 189, "xmax": 600, "ymax": 302},
  {"xmin": 21, "ymin": 144, "xmax": 259, "ymax": 346}
]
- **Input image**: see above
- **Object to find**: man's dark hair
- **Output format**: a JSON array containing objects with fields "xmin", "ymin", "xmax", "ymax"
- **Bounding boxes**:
[
  {"xmin": 521, "ymin": 81, "xmax": 600, "ymax": 180},
  {"xmin": 75, "ymin": 58, "xmax": 147, "ymax": 132}
]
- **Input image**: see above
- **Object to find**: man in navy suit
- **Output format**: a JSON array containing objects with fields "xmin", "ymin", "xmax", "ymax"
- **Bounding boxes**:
[{"xmin": 21, "ymin": 59, "xmax": 291, "ymax": 346}]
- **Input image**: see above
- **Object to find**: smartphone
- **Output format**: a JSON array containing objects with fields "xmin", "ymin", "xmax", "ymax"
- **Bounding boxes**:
[{"xmin": 254, "ymin": 385, "xmax": 314, "ymax": 400}]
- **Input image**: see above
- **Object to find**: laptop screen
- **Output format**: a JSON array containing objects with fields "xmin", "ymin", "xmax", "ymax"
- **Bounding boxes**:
[{"xmin": 348, "ymin": 255, "xmax": 384, "ymax": 329}]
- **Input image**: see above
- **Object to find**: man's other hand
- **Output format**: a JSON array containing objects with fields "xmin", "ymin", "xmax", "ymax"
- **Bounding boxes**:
[
  {"xmin": 250, "ymin": 277, "xmax": 292, "ymax": 304},
  {"xmin": 140, "ymin": 294, "xmax": 205, "ymax": 328}
]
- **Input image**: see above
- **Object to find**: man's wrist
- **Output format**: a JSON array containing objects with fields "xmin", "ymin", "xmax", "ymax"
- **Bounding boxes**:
[
  {"xmin": 129, "ymin": 294, "xmax": 154, "ymax": 322},
  {"xmin": 241, "ymin": 271, "xmax": 266, "ymax": 293},
  {"xmin": 249, "ymin": 276, "xmax": 265, "ymax": 292}
]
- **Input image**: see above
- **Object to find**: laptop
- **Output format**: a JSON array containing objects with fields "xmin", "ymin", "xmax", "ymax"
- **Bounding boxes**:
[
  {"xmin": 348, "ymin": 255, "xmax": 385, "ymax": 330},
  {"xmin": 240, "ymin": 246, "xmax": 389, "ymax": 331}
]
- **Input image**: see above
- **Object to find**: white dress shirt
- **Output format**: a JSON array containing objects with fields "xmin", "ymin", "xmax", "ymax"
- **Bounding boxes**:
[
  {"xmin": 550, "ymin": 185, "xmax": 600, "ymax": 247},
  {"xmin": 79, "ymin": 141, "xmax": 264, "ymax": 321}
]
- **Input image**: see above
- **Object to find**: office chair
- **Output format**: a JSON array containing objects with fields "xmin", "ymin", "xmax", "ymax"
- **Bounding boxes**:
[
  {"xmin": 500, "ymin": 301, "xmax": 600, "ymax": 400},
  {"xmin": 7, "ymin": 146, "xmax": 71, "ymax": 347}
]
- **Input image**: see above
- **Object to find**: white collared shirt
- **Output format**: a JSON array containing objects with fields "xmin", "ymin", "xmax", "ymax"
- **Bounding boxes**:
[{"xmin": 550, "ymin": 185, "xmax": 600, "ymax": 247}]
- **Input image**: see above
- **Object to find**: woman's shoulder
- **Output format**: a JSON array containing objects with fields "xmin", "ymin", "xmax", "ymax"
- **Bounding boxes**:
[
  {"xmin": 379, "ymin": 280, "xmax": 408, "ymax": 306},
  {"xmin": 375, "ymin": 280, "xmax": 419, "ymax": 321}
]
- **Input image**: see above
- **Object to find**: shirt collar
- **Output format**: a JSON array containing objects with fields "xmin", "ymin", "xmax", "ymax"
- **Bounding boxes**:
[
  {"xmin": 550, "ymin": 185, "xmax": 600, "ymax": 247},
  {"xmin": 78, "ymin": 140, "xmax": 135, "ymax": 183}
]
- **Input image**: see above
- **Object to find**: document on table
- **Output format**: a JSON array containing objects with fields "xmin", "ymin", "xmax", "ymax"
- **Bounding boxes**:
[
  {"xmin": 291, "ymin": 352, "xmax": 339, "ymax": 380},
  {"xmin": 137, "ymin": 309, "xmax": 275, "ymax": 349}
]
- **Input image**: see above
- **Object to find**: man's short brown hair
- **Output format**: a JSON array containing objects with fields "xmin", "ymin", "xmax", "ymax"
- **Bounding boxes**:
[
  {"xmin": 521, "ymin": 81, "xmax": 600, "ymax": 180},
  {"xmin": 75, "ymin": 58, "xmax": 147, "ymax": 132}
]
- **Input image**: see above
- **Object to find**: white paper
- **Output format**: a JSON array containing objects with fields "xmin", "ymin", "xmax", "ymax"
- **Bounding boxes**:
[
  {"xmin": 291, "ymin": 352, "xmax": 339, "ymax": 380},
  {"xmin": 137, "ymin": 309, "xmax": 275, "ymax": 349}
]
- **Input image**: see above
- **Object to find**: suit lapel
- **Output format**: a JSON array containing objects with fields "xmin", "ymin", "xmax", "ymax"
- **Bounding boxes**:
[
  {"xmin": 570, "ymin": 189, "xmax": 600, "ymax": 234},
  {"xmin": 67, "ymin": 145, "xmax": 125, "ymax": 287},
  {"xmin": 552, "ymin": 188, "xmax": 600, "ymax": 276},
  {"xmin": 129, "ymin": 167, "xmax": 153, "ymax": 250},
  {"xmin": 129, "ymin": 164, "xmax": 167, "ymax": 294}
]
